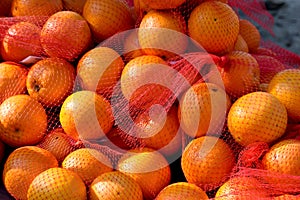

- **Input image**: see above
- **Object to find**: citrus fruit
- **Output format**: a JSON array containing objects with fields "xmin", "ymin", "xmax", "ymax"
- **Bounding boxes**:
[
  {"xmin": 123, "ymin": 29, "xmax": 144, "ymax": 61},
  {"xmin": 0, "ymin": 0, "xmax": 13, "ymax": 16},
  {"xmin": 26, "ymin": 57, "xmax": 76, "ymax": 107},
  {"xmin": 267, "ymin": 69, "xmax": 300, "ymax": 122},
  {"xmin": 82, "ymin": 0, "xmax": 134, "ymax": 42},
  {"xmin": 77, "ymin": 47, "xmax": 124, "ymax": 97},
  {"xmin": 215, "ymin": 176, "xmax": 269, "ymax": 199},
  {"xmin": 138, "ymin": 0, "xmax": 185, "ymax": 9},
  {"xmin": 0, "ymin": 94, "xmax": 48, "ymax": 147},
  {"xmin": 11, "ymin": 0, "xmax": 63, "ymax": 16},
  {"xmin": 117, "ymin": 148, "xmax": 171, "ymax": 200},
  {"xmin": 219, "ymin": 51, "xmax": 260, "ymax": 98},
  {"xmin": 188, "ymin": 1, "xmax": 239, "ymax": 55},
  {"xmin": 62, "ymin": 148, "xmax": 113, "ymax": 185},
  {"xmin": 233, "ymin": 34, "xmax": 249, "ymax": 52},
  {"xmin": 0, "ymin": 21, "xmax": 43, "ymax": 63},
  {"xmin": 3, "ymin": 146, "xmax": 58, "ymax": 200},
  {"xmin": 0, "ymin": 61, "xmax": 27, "ymax": 104},
  {"xmin": 179, "ymin": 82, "xmax": 231, "ymax": 138},
  {"xmin": 227, "ymin": 91, "xmax": 288, "ymax": 146},
  {"xmin": 239, "ymin": 19, "xmax": 261, "ymax": 53},
  {"xmin": 156, "ymin": 182, "xmax": 209, "ymax": 200},
  {"xmin": 59, "ymin": 90, "xmax": 114, "ymax": 140},
  {"xmin": 89, "ymin": 171, "xmax": 143, "ymax": 200},
  {"xmin": 273, "ymin": 194, "xmax": 300, "ymax": 200},
  {"xmin": 138, "ymin": 10, "xmax": 187, "ymax": 58},
  {"xmin": 181, "ymin": 136, "xmax": 235, "ymax": 191},
  {"xmin": 40, "ymin": 11, "xmax": 92, "ymax": 62},
  {"xmin": 27, "ymin": 167, "xmax": 86, "ymax": 200},
  {"xmin": 62, "ymin": 0, "xmax": 87, "ymax": 14},
  {"xmin": 104, "ymin": 126, "xmax": 133, "ymax": 150}
]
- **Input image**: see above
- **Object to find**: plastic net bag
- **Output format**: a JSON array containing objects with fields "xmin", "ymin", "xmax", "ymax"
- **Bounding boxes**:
[{"xmin": 0, "ymin": 0, "xmax": 300, "ymax": 199}]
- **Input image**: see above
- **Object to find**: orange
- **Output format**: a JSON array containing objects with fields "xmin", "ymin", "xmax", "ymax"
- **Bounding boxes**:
[
  {"xmin": 89, "ymin": 171, "xmax": 143, "ymax": 200},
  {"xmin": 188, "ymin": 1, "xmax": 239, "ymax": 55},
  {"xmin": 37, "ymin": 127, "xmax": 79, "ymax": 163},
  {"xmin": 59, "ymin": 90, "xmax": 114, "ymax": 140},
  {"xmin": 239, "ymin": 19, "xmax": 261, "ymax": 53},
  {"xmin": 62, "ymin": 148, "xmax": 113, "ymax": 185},
  {"xmin": 233, "ymin": 34, "xmax": 249, "ymax": 52},
  {"xmin": 3, "ymin": 146, "xmax": 58, "ymax": 200},
  {"xmin": 123, "ymin": 29, "xmax": 144, "ymax": 61},
  {"xmin": 218, "ymin": 51, "xmax": 260, "ymax": 98},
  {"xmin": 27, "ymin": 167, "xmax": 86, "ymax": 200},
  {"xmin": 40, "ymin": 11, "xmax": 92, "ymax": 62},
  {"xmin": 104, "ymin": 126, "xmax": 133, "ymax": 150},
  {"xmin": 26, "ymin": 57, "xmax": 76, "ymax": 107},
  {"xmin": 82, "ymin": 0, "xmax": 134, "ymax": 43},
  {"xmin": 0, "ymin": 0, "xmax": 13, "ymax": 16},
  {"xmin": 155, "ymin": 182, "xmax": 209, "ymax": 200},
  {"xmin": 62, "ymin": 0, "xmax": 87, "ymax": 14},
  {"xmin": 1, "ymin": 21, "xmax": 43, "ymax": 63},
  {"xmin": 0, "ymin": 61, "xmax": 27, "ymax": 104},
  {"xmin": 138, "ymin": 10, "xmax": 187, "ymax": 58},
  {"xmin": 77, "ymin": 47, "xmax": 124, "ymax": 97},
  {"xmin": 227, "ymin": 91, "xmax": 288, "ymax": 146},
  {"xmin": 179, "ymin": 82, "xmax": 231, "ymax": 138},
  {"xmin": 117, "ymin": 148, "xmax": 171, "ymax": 200},
  {"xmin": 135, "ymin": 105, "xmax": 182, "ymax": 157},
  {"xmin": 11, "ymin": 0, "xmax": 63, "ymax": 16},
  {"xmin": 267, "ymin": 69, "xmax": 300, "ymax": 122},
  {"xmin": 0, "ymin": 94, "xmax": 48, "ymax": 147},
  {"xmin": 181, "ymin": 136, "xmax": 235, "ymax": 191},
  {"xmin": 273, "ymin": 194, "xmax": 300, "ymax": 200},
  {"xmin": 138, "ymin": 0, "xmax": 185, "ymax": 9},
  {"xmin": 215, "ymin": 176, "xmax": 269, "ymax": 199}
]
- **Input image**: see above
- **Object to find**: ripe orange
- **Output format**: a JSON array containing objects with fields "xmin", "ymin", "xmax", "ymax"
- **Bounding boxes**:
[
  {"xmin": 27, "ymin": 167, "xmax": 87, "ymax": 200},
  {"xmin": 135, "ymin": 105, "xmax": 181, "ymax": 157},
  {"xmin": 0, "ymin": 94, "xmax": 48, "ymax": 147},
  {"xmin": 218, "ymin": 51, "xmax": 260, "ymax": 98},
  {"xmin": 155, "ymin": 182, "xmax": 209, "ymax": 200},
  {"xmin": 181, "ymin": 136, "xmax": 235, "ymax": 191},
  {"xmin": 82, "ymin": 0, "xmax": 134, "ymax": 43},
  {"xmin": 0, "ymin": 21, "xmax": 43, "ymax": 63},
  {"xmin": 138, "ymin": 10, "xmax": 187, "ymax": 58},
  {"xmin": 62, "ymin": 0, "xmax": 87, "ymax": 14},
  {"xmin": 239, "ymin": 19, "xmax": 261, "ymax": 53},
  {"xmin": 117, "ymin": 148, "xmax": 171, "ymax": 200},
  {"xmin": 233, "ymin": 34, "xmax": 249, "ymax": 52},
  {"xmin": 59, "ymin": 90, "xmax": 114, "ymax": 140},
  {"xmin": 138, "ymin": 0, "xmax": 185, "ymax": 9},
  {"xmin": 89, "ymin": 171, "xmax": 143, "ymax": 200},
  {"xmin": 123, "ymin": 30, "xmax": 144, "ymax": 61},
  {"xmin": 179, "ymin": 82, "xmax": 231, "ymax": 138},
  {"xmin": 26, "ymin": 57, "xmax": 76, "ymax": 107},
  {"xmin": 267, "ymin": 69, "xmax": 300, "ymax": 122},
  {"xmin": 215, "ymin": 176, "xmax": 269, "ymax": 199},
  {"xmin": 11, "ymin": 0, "xmax": 63, "ymax": 16},
  {"xmin": 227, "ymin": 92, "xmax": 288, "ymax": 146},
  {"xmin": 0, "ymin": 61, "xmax": 27, "ymax": 104},
  {"xmin": 62, "ymin": 148, "xmax": 113, "ymax": 185},
  {"xmin": 188, "ymin": 1, "xmax": 239, "ymax": 55},
  {"xmin": 40, "ymin": 11, "xmax": 92, "ymax": 62},
  {"xmin": 0, "ymin": 0, "xmax": 13, "ymax": 16},
  {"xmin": 273, "ymin": 194, "xmax": 300, "ymax": 200},
  {"xmin": 77, "ymin": 47, "xmax": 124, "ymax": 97},
  {"xmin": 3, "ymin": 146, "xmax": 58, "ymax": 200}
]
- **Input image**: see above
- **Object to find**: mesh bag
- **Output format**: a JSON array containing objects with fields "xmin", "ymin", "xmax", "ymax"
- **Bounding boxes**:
[{"xmin": 0, "ymin": 0, "xmax": 300, "ymax": 199}]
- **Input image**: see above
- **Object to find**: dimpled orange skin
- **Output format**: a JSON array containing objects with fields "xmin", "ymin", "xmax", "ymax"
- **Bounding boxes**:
[
  {"xmin": 227, "ymin": 92, "xmax": 288, "ymax": 146},
  {"xmin": 83, "ymin": 0, "xmax": 134, "ymax": 43},
  {"xmin": 267, "ymin": 69, "xmax": 300, "ymax": 122},
  {"xmin": 3, "ymin": 146, "xmax": 58, "ymax": 200},
  {"xmin": 27, "ymin": 167, "xmax": 87, "ymax": 200},
  {"xmin": 233, "ymin": 34, "xmax": 249, "ymax": 53},
  {"xmin": 139, "ymin": 0, "xmax": 185, "ymax": 9},
  {"xmin": 181, "ymin": 136, "xmax": 235, "ymax": 191},
  {"xmin": 239, "ymin": 19, "xmax": 261, "ymax": 53},
  {"xmin": 188, "ymin": 1, "xmax": 239, "ymax": 55}
]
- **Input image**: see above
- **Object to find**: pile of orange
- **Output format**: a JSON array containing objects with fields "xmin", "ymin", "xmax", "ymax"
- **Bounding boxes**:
[{"xmin": 0, "ymin": 0, "xmax": 299, "ymax": 199}]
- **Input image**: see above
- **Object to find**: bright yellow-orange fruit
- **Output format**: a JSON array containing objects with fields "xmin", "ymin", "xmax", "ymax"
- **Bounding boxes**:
[
  {"xmin": 27, "ymin": 167, "xmax": 86, "ymax": 200},
  {"xmin": 26, "ymin": 57, "xmax": 76, "ymax": 107},
  {"xmin": 188, "ymin": 1, "xmax": 239, "ymax": 54},
  {"xmin": 3, "ymin": 146, "xmax": 58, "ymax": 200},
  {"xmin": 0, "ymin": 95, "xmax": 47, "ymax": 147},
  {"xmin": 89, "ymin": 171, "xmax": 143, "ymax": 200},
  {"xmin": 138, "ymin": 0, "xmax": 185, "ymax": 9},
  {"xmin": 40, "ymin": 11, "xmax": 92, "ymax": 62},
  {"xmin": 227, "ymin": 92, "xmax": 288, "ymax": 146},
  {"xmin": 156, "ymin": 182, "xmax": 209, "ymax": 200},
  {"xmin": 59, "ymin": 90, "xmax": 114, "ymax": 140},
  {"xmin": 273, "ymin": 194, "xmax": 300, "ymax": 200},
  {"xmin": 179, "ymin": 82, "xmax": 231, "ymax": 138},
  {"xmin": 181, "ymin": 136, "xmax": 235, "ymax": 191},
  {"xmin": 239, "ymin": 19, "xmax": 261, "ymax": 53},
  {"xmin": 267, "ymin": 69, "xmax": 300, "ymax": 122},
  {"xmin": 233, "ymin": 34, "xmax": 249, "ymax": 52},
  {"xmin": 83, "ymin": 0, "xmax": 134, "ymax": 42}
]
